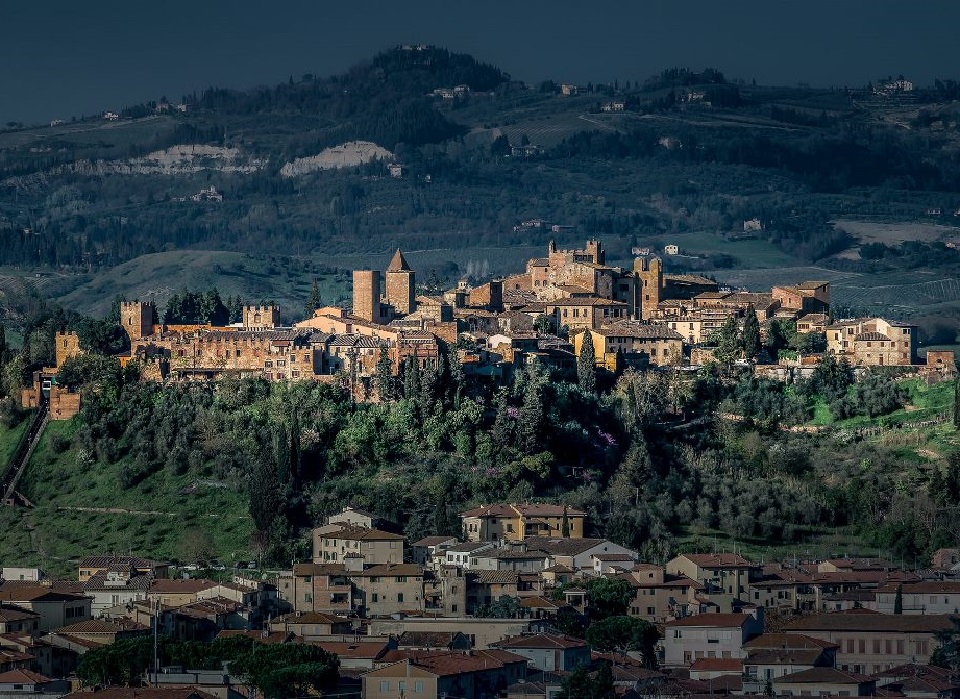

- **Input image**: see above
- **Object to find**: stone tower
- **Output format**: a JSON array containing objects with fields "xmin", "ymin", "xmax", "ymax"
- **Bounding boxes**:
[
  {"xmin": 55, "ymin": 331, "xmax": 81, "ymax": 368},
  {"xmin": 352, "ymin": 270, "xmax": 381, "ymax": 323},
  {"xmin": 243, "ymin": 305, "xmax": 280, "ymax": 329},
  {"xmin": 120, "ymin": 301, "xmax": 154, "ymax": 342},
  {"xmin": 633, "ymin": 257, "xmax": 662, "ymax": 320},
  {"xmin": 385, "ymin": 249, "xmax": 416, "ymax": 316}
]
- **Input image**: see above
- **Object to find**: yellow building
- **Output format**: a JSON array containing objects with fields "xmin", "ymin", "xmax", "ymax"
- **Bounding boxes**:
[
  {"xmin": 573, "ymin": 321, "xmax": 684, "ymax": 370},
  {"xmin": 460, "ymin": 504, "xmax": 586, "ymax": 543}
]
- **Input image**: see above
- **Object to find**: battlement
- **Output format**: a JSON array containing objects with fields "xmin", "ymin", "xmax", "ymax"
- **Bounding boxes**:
[
  {"xmin": 120, "ymin": 300, "xmax": 154, "ymax": 341},
  {"xmin": 55, "ymin": 331, "xmax": 82, "ymax": 368},
  {"xmin": 547, "ymin": 238, "xmax": 605, "ymax": 266},
  {"xmin": 242, "ymin": 305, "xmax": 280, "ymax": 329}
]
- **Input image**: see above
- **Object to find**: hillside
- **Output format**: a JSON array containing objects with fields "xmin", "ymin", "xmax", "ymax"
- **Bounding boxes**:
[{"xmin": 0, "ymin": 47, "xmax": 958, "ymax": 345}]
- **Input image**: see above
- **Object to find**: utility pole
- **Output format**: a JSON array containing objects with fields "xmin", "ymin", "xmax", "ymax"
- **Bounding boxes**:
[{"xmin": 153, "ymin": 597, "xmax": 159, "ymax": 686}]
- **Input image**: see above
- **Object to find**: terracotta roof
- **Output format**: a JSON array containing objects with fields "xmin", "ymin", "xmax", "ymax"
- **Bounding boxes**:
[
  {"xmin": 387, "ymin": 249, "xmax": 412, "ymax": 272},
  {"xmin": 397, "ymin": 631, "xmax": 467, "ymax": 648},
  {"xmin": 690, "ymin": 657, "xmax": 743, "ymax": 672},
  {"xmin": 55, "ymin": 619, "xmax": 149, "ymax": 634},
  {"xmin": 460, "ymin": 503, "xmax": 586, "ymax": 519},
  {"xmin": 374, "ymin": 649, "xmax": 526, "ymax": 676},
  {"xmin": 665, "ymin": 613, "xmax": 756, "ymax": 628},
  {"xmin": 523, "ymin": 537, "xmax": 615, "ymax": 556},
  {"xmin": 313, "ymin": 641, "xmax": 390, "ymax": 659},
  {"xmin": 77, "ymin": 555, "xmax": 166, "ymax": 569},
  {"xmin": 775, "ymin": 668, "xmax": 872, "ymax": 685},
  {"xmin": 473, "ymin": 570, "xmax": 520, "ymax": 585},
  {"xmin": 412, "ymin": 536, "xmax": 457, "ymax": 548},
  {"xmin": 856, "ymin": 331, "xmax": 891, "ymax": 342},
  {"xmin": 745, "ymin": 648, "xmax": 827, "ymax": 666},
  {"xmin": 273, "ymin": 611, "xmax": 350, "ymax": 625},
  {"xmin": 83, "ymin": 572, "xmax": 152, "ymax": 592},
  {"xmin": 743, "ymin": 633, "xmax": 838, "ymax": 651},
  {"xmin": 352, "ymin": 564, "xmax": 423, "ymax": 577},
  {"xmin": 0, "ymin": 668, "xmax": 52, "ymax": 684},
  {"xmin": 292, "ymin": 563, "xmax": 347, "ymax": 576},
  {"xmin": 493, "ymin": 633, "xmax": 587, "ymax": 650},
  {"xmin": 519, "ymin": 596, "xmax": 567, "ymax": 609},
  {"xmin": 678, "ymin": 553, "xmax": 753, "ymax": 568},
  {"xmin": 323, "ymin": 524, "xmax": 404, "ymax": 541},
  {"xmin": 0, "ymin": 606, "xmax": 40, "ymax": 623},
  {"xmin": 148, "ymin": 579, "xmax": 217, "ymax": 594},
  {"xmin": 597, "ymin": 321, "xmax": 684, "ymax": 341},
  {"xmin": 0, "ymin": 587, "xmax": 87, "ymax": 603},
  {"xmin": 785, "ymin": 613, "xmax": 956, "ymax": 633},
  {"xmin": 876, "ymin": 580, "xmax": 960, "ymax": 594}
]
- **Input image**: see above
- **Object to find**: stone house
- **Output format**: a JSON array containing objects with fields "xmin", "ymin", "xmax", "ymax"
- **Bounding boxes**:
[
  {"xmin": 290, "ymin": 563, "xmax": 352, "ymax": 615},
  {"xmin": 825, "ymin": 317, "xmax": 916, "ymax": 366},
  {"xmin": 78, "ymin": 555, "xmax": 169, "ymax": 582},
  {"xmin": 621, "ymin": 564, "xmax": 705, "ymax": 623},
  {"xmin": 312, "ymin": 524, "xmax": 404, "ymax": 567},
  {"xmin": 349, "ymin": 564, "xmax": 426, "ymax": 617},
  {"xmin": 411, "ymin": 536, "xmax": 458, "ymax": 567},
  {"xmin": 574, "ymin": 321, "xmax": 684, "ymax": 370},
  {"xmin": 268, "ymin": 611, "xmax": 353, "ymax": 640},
  {"xmin": 667, "ymin": 553, "xmax": 756, "ymax": 598}
]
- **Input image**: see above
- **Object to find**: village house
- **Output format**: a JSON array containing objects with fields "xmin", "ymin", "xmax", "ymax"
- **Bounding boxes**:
[
  {"xmin": 349, "ymin": 564, "xmax": 426, "ymax": 617},
  {"xmin": 875, "ymin": 580, "xmax": 960, "ymax": 614},
  {"xmin": 662, "ymin": 611, "xmax": 764, "ymax": 667},
  {"xmin": 368, "ymin": 617, "xmax": 548, "ymax": 650},
  {"xmin": 492, "ymin": 633, "xmax": 590, "ymax": 672},
  {"xmin": 784, "ymin": 612, "xmax": 955, "ymax": 673},
  {"xmin": 289, "ymin": 563, "xmax": 353, "ymax": 615},
  {"xmin": 573, "ymin": 321, "xmax": 684, "ymax": 370},
  {"xmin": 312, "ymin": 524, "xmax": 404, "ymax": 567},
  {"xmin": 0, "ymin": 669, "xmax": 70, "ymax": 697},
  {"xmin": 444, "ymin": 542, "xmax": 497, "ymax": 569},
  {"xmin": 411, "ymin": 536, "xmax": 459, "ymax": 567},
  {"xmin": 619, "ymin": 564, "xmax": 705, "ymax": 623},
  {"xmin": 667, "ymin": 553, "xmax": 756, "ymax": 599},
  {"xmin": 362, "ymin": 649, "xmax": 528, "ymax": 699},
  {"xmin": 0, "ymin": 606, "xmax": 41, "ymax": 634},
  {"xmin": 772, "ymin": 667, "xmax": 876, "ymax": 697},
  {"xmin": 741, "ymin": 633, "xmax": 839, "ymax": 693},
  {"xmin": 826, "ymin": 317, "xmax": 917, "ymax": 366},
  {"xmin": 461, "ymin": 504, "xmax": 586, "ymax": 542},
  {"xmin": 268, "ymin": 611, "xmax": 353, "ymax": 639},
  {"xmin": 0, "ymin": 588, "xmax": 91, "ymax": 632}
]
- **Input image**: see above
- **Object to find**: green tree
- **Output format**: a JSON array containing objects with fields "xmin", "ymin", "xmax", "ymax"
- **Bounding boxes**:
[
  {"xmin": 375, "ymin": 344, "xmax": 394, "ymax": 401},
  {"xmin": 931, "ymin": 616, "xmax": 960, "ymax": 669},
  {"xmin": 561, "ymin": 505, "xmax": 571, "ymax": 538},
  {"xmin": 742, "ymin": 304, "xmax": 761, "ymax": 359},
  {"xmin": 585, "ymin": 577, "xmax": 633, "ymax": 620},
  {"xmin": 713, "ymin": 315, "xmax": 741, "ymax": 368},
  {"xmin": 585, "ymin": 615, "xmax": 659, "ymax": 667},
  {"xmin": 578, "ymin": 330, "xmax": 597, "ymax": 394},
  {"xmin": 305, "ymin": 279, "xmax": 322, "ymax": 318},
  {"xmin": 893, "ymin": 584, "xmax": 903, "ymax": 614},
  {"xmin": 954, "ymin": 379, "xmax": 960, "ymax": 429}
]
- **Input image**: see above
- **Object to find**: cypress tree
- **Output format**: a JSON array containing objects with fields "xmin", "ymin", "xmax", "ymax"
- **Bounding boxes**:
[
  {"xmin": 578, "ymin": 330, "xmax": 597, "ymax": 394},
  {"xmin": 305, "ymin": 280, "xmax": 322, "ymax": 319},
  {"xmin": 375, "ymin": 344, "xmax": 394, "ymax": 401},
  {"xmin": 561, "ymin": 505, "xmax": 571, "ymax": 538},
  {"xmin": 953, "ymin": 379, "xmax": 960, "ymax": 429},
  {"xmin": 742, "ymin": 304, "xmax": 761, "ymax": 359},
  {"xmin": 894, "ymin": 584, "xmax": 903, "ymax": 614}
]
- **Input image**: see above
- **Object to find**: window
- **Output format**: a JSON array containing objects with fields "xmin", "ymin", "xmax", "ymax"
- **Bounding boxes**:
[
  {"xmin": 399, "ymin": 682, "xmax": 406, "ymax": 691},
  {"xmin": 415, "ymin": 680, "xmax": 424, "ymax": 693},
  {"xmin": 276, "ymin": 359, "xmax": 285, "ymax": 367},
  {"xmin": 371, "ymin": 593, "xmax": 378, "ymax": 603},
  {"xmin": 380, "ymin": 681, "xmax": 389, "ymax": 692},
  {"xmin": 303, "ymin": 593, "xmax": 312, "ymax": 603},
  {"xmin": 872, "ymin": 640, "xmax": 882, "ymax": 654},
  {"xmin": 396, "ymin": 576, "xmax": 407, "ymax": 583},
  {"xmin": 398, "ymin": 593, "xmax": 404, "ymax": 603},
  {"xmin": 451, "ymin": 604, "xmax": 458, "ymax": 613}
]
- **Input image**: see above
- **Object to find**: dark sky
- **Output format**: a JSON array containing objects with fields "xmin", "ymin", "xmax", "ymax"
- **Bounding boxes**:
[{"xmin": 3, "ymin": 0, "xmax": 958, "ymax": 124}]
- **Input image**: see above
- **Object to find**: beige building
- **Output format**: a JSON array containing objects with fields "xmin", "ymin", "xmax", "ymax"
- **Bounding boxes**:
[
  {"xmin": 312, "ymin": 524, "xmax": 404, "ymax": 566},
  {"xmin": 667, "ymin": 553, "xmax": 756, "ymax": 598},
  {"xmin": 362, "ymin": 650, "xmax": 527, "ymax": 699},
  {"xmin": 573, "ymin": 322, "xmax": 684, "ymax": 370},
  {"xmin": 349, "ymin": 564, "xmax": 426, "ymax": 617},
  {"xmin": 784, "ymin": 613, "xmax": 954, "ymax": 674},
  {"xmin": 461, "ymin": 504, "xmax": 586, "ymax": 542},
  {"xmin": 621, "ymin": 564, "xmax": 704, "ymax": 623},
  {"xmin": 0, "ymin": 589, "xmax": 91, "ymax": 632},
  {"xmin": 662, "ymin": 611, "xmax": 764, "ymax": 667},
  {"xmin": 826, "ymin": 317, "xmax": 916, "ymax": 366},
  {"xmin": 289, "ymin": 563, "xmax": 353, "ymax": 615},
  {"xmin": 772, "ymin": 667, "xmax": 874, "ymax": 697}
]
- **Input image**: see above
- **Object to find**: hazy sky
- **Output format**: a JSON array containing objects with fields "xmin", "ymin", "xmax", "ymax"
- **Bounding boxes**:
[{"xmin": 3, "ymin": 0, "xmax": 958, "ymax": 124}]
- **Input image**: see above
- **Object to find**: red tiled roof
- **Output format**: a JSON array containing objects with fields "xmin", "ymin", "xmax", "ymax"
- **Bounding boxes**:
[
  {"xmin": 374, "ymin": 649, "xmax": 526, "ymax": 676},
  {"xmin": 690, "ymin": 657, "xmax": 744, "ymax": 672},
  {"xmin": 313, "ymin": 641, "xmax": 390, "ymax": 659},
  {"xmin": 743, "ymin": 633, "xmax": 838, "ymax": 650},
  {"xmin": 62, "ymin": 689, "xmax": 219, "ymax": 699},
  {"xmin": 323, "ymin": 524, "xmax": 404, "ymax": 542},
  {"xmin": 148, "ymin": 579, "xmax": 217, "ymax": 594},
  {"xmin": 666, "ymin": 613, "xmax": 755, "ymax": 628},
  {"xmin": 493, "ymin": 633, "xmax": 587, "ymax": 650},
  {"xmin": 55, "ymin": 619, "xmax": 148, "ymax": 634},
  {"xmin": 680, "ymin": 553, "xmax": 753, "ymax": 568},
  {"xmin": 0, "ymin": 668, "xmax": 52, "ymax": 684},
  {"xmin": 775, "ymin": 668, "xmax": 872, "ymax": 685},
  {"xmin": 785, "ymin": 613, "xmax": 955, "ymax": 633}
]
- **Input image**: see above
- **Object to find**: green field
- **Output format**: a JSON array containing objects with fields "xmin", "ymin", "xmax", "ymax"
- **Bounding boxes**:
[
  {"xmin": 0, "ymin": 419, "xmax": 254, "ymax": 578},
  {"xmin": 0, "ymin": 414, "xmax": 31, "ymax": 466}
]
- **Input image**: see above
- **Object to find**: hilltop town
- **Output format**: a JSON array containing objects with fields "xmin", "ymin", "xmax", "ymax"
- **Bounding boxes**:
[{"xmin": 20, "ymin": 240, "xmax": 955, "ymax": 420}]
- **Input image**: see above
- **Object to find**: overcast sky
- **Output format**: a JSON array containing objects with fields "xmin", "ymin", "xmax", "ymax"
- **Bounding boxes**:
[{"xmin": 3, "ymin": 0, "xmax": 958, "ymax": 124}]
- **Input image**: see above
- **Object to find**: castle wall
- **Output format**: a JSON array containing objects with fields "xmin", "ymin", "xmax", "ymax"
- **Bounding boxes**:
[
  {"xmin": 120, "ymin": 302, "xmax": 153, "ymax": 342},
  {"xmin": 55, "ymin": 332, "xmax": 82, "ymax": 368},
  {"xmin": 352, "ymin": 271, "xmax": 381, "ymax": 323},
  {"xmin": 385, "ymin": 270, "xmax": 415, "ymax": 316}
]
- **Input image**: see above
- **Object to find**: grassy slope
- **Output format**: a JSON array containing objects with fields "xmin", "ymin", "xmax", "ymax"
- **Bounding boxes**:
[
  {"xmin": 0, "ymin": 414, "xmax": 30, "ymax": 465},
  {"xmin": 0, "ymin": 420, "xmax": 253, "ymax": 578}
]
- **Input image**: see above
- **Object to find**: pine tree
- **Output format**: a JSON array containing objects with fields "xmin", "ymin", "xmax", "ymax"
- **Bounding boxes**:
[
  {"xmin": 742, "ymin": 304, "xmax": 761, "ymax": 359},
  {"xmin": 305, "ymin": 280, "xmax": 322, "ymax": 319},
  {"xmin": 578, "ymin": 330, "xmax": 597, "ymax": 394}
]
